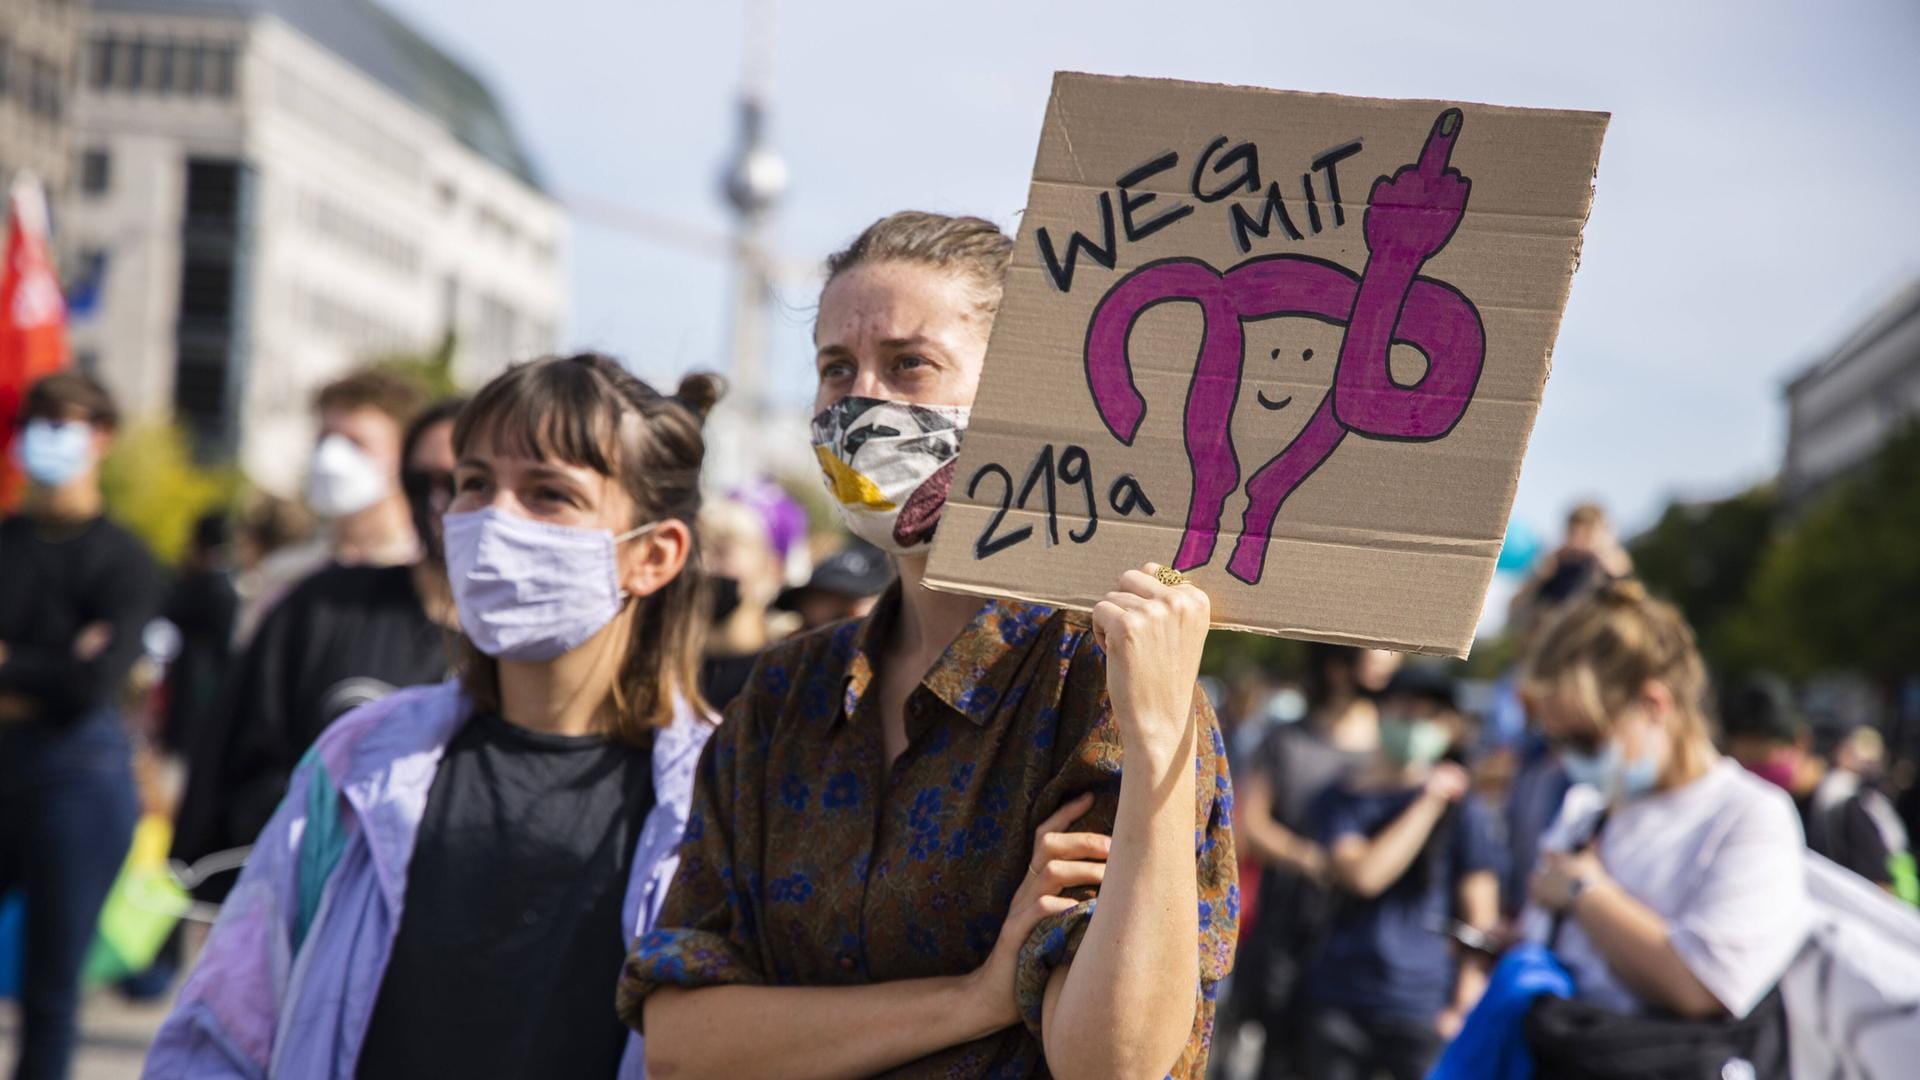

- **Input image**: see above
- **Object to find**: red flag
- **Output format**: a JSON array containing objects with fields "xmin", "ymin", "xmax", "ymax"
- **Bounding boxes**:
[{"xmin": 0, "ymin": 173, "xmax": 70, "ymax": 509}]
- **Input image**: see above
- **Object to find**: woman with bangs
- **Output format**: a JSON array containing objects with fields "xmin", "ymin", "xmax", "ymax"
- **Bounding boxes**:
[{"xmin": 146, "ymin": 354, "xmax": 723, "ymax": 1080}]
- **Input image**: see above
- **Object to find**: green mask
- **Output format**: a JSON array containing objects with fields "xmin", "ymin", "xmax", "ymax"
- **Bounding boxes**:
[{"xmin": 1381, "ymin": 715, "xmax": 1451, "ymax": 768}]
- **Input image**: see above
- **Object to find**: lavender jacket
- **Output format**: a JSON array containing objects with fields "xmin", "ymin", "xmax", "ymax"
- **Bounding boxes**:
[{"xmin": 143, "ymin": 680, "xmax": 713, "ymax": 1079}]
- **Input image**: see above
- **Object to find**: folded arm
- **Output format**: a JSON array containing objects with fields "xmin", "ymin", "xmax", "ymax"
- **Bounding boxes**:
[{"xmin": 644, "ymin": 978, "xmax": 993, "ymax": 1080}]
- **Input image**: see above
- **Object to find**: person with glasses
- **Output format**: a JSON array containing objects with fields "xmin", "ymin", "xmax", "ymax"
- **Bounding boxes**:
[
  {"xmin": 1521, "ymin": 580, "xmax": 1810, "ymax": 1026},
  {"xmin": 170, "ymin": 399, "xmax": 466, "ymax": 896}
]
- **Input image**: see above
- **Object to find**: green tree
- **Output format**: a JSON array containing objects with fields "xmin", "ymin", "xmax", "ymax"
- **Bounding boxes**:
[
  {"xmin": 370, "ymin": 331, "xmax": 460, "ymax": 399},
  {"xmin": 1200, "ymin": 629, "xmax": 1306, "ymax": 682},
  {"xmin": 1630, "ymin": 484, "xmax": 1778, "ymax": 673},
  {"xmin": 99, "ymin": 423, "xmax": 241, "ymax": 564},
  {"xmin": 1724, "ymin": 423, "xmax": 1920, "ymax": 680}
]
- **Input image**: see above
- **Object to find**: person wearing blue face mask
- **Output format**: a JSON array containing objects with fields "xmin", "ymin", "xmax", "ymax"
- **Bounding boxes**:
[
  {"xmin": 1296, "ymin": 665, "xmax": 1503, "ymax": 1080},
  {"xmin": 0, "ymin": 371, "xmax": 163, "ymax": 1080},
  {"xmin": 146, "ymin": 355, "xmax": 724, "ymax": 1079},
  {"xmin": 1518, "ymin": 580, "xmax": 1810, "ymax": 1069}
]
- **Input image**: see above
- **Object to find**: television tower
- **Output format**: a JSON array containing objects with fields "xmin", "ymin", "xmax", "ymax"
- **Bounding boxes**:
[{"xmin": 717, "ymin": 0, "xmax": 787, "ymax": 476}]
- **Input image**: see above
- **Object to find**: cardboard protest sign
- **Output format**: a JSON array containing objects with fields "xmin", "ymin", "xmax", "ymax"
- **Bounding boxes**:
[{"xmin": 925, "ymin": 73, "xmax": 1609, "ymax": 656}]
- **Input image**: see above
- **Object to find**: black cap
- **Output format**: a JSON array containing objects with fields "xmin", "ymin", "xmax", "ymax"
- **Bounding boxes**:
[
  {"xmin": 776, "ymin": 540, "xmax": 891, "ymax": 610},
  {"xmin": 1719, "ymin": 674, "xmax": 1801, "ymax": 742},
  {"xmin": 1382, "ymin": 665, "xmax": 1460, "ymax": 713}
]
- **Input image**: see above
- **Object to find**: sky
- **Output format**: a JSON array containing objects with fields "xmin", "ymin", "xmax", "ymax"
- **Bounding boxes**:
[{"xmin": 382, "ymin": 0, "xmax": 1920, "ymax": 537}]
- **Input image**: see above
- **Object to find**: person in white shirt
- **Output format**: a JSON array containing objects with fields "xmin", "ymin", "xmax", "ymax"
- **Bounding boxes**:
[{"xmin": 1519, "ymin": 578, "xmax": 1811, "ymax": 1021}]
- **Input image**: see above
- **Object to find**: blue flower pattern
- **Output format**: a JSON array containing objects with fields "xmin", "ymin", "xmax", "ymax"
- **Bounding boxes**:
[
  {"xmin": 779, "ymin": 772, "xmax": 810, "ymax": 811},
  {"xmin": 823, "ymin": 770, "xmax": 862, "ymax": 810},
  {"xmin": 621, "ymin": 590, "xmax": 1236, "ymax": 1078}
]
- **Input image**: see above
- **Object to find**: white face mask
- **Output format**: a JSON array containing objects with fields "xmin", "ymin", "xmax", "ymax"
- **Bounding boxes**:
[
  {"xmin": 305, "ymin": 434, "xmax": 391, "ymax": 519},
  {"xmin": 809, "ymin": 396, "xmax": 970, "ymax": 557},
  {"xmin": 443, "ymin": 507, "xmax": 660, "ymax": 663}
]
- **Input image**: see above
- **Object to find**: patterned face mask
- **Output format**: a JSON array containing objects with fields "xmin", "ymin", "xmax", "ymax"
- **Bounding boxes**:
[{"xmin": 809, "ymin": 396, "xmax": 970, "ymax": 557}]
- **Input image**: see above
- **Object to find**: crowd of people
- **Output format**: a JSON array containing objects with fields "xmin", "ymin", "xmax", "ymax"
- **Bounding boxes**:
[
  {"xmin": 1213, "ymin": 507, "xmax": 1920, "ymax": 1080},
  {"xmin": 0, "ymin": 209, "xmax": 1915, "ymax": 1080}
]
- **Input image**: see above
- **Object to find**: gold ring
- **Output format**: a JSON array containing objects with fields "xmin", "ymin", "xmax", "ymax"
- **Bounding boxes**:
[
  {"xmin": 1155, "ymin": 567, "xmax": 1189, "ymax": 588},
  {"xmin": 1026, "ymin": 864, "xmax": 1041, "ymax": 879}
]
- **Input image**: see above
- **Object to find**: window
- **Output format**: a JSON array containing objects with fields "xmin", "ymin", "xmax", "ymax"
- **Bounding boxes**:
[
  {"xmin": 184, "ymin": 44, "xmax": 204, "ymax": 95},
  {"xmin": 80, "ymin": 147, "xmax": 109, "ymax": 195},
  {"xmin": 208, "ymin": 45, "xmax": 234, "ymax": 97},
  {"xmin": 184, "ymin": 159, "xmax": 242, "ymax": 224},
  {"xmin": 29, "ymin": 56, "xmax": 61, "ymax": 120},
  {"xmin": 0, "ymin": 38, "xmax": 12, "ymax": 100},
  {"xmin": 154, "ymin": 42, "xmax": 176, "ymax": 93},
  {"xmin": 88, "ymin": 36, "xmax": 112, "ymax": 90},
  {"xmin": 174, "ymin": 45, "xmax": 198, "ymax": 93},
  {"xmin": 173, "ymin": 342, "xmax": 230, "ymax": 435},
  {"xmin": 179, "ymin": 256, "xmax": 234, "ymax": 320},
  {"xmin": 125, "ymin": 41, "xmax": 148, "ymax": 91}
]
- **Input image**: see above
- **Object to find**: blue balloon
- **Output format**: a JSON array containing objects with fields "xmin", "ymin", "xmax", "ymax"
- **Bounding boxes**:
[{"xmin": 1496, "ymin": 520, "xmax": 1544, "ymax": 574}]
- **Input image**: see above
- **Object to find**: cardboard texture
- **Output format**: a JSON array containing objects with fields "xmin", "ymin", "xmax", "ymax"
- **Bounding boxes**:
[{"xmin": 925, "ymin": 73, "xmax": 1609, "ymax": 656}]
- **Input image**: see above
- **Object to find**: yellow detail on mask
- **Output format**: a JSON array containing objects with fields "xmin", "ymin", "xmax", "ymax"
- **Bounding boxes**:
[{"xmin": 815, "ymin": 445, "xmax": 895, "ymax": 511}]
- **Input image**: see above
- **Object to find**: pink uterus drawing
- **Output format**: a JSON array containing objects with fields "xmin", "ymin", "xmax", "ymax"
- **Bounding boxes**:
[{"xmin": 1084, "ymin": 109, "xmax": 1487, "ymax": 586}]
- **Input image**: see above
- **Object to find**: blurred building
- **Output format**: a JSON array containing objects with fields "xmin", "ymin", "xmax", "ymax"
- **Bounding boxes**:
[
  {"xmin": 60, "ymin": 0, "xmax": 566, "ymax": 491},
  {"xmin": 1781, "ymin": 280, "xmax": 1920, "ymax": 506},
  {"xmin": 0, "ymin": 0, "xmax": 85, "ymax": 213}
]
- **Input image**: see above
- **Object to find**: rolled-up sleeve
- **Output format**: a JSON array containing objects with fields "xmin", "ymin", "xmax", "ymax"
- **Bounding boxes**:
[
  {"xmin": 1011, "ymin": 662, "xmax": 1238, "ymax": 1045},
  {"xmin": 618, "ymin": 713, "xmax": 768, "ymax": 1030}
]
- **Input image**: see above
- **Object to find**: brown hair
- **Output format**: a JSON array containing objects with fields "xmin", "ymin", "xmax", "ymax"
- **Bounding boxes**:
[
  {"xmin": 238, "ymin": 492, "xmax": 316, "ymax": 555},
  {"xmin": 450, "ymin": 353, "xmax": 722, "ymax": 742},
  {"xmin": 1522, "ymin": 578, "xmax": 1717, "ymax": 776},
  {"xmin": 23, "ymin": 371, "xmax": 119, "ymax": 430},
  {"xmin": 312, "ymin": 367, "xmax": 427, "ymax": 427},
  {"xmin": 1567, "ymin": 502, "xmax": 1608, "ymax": 530},
  {"xmin": 824, "ymin": 210, "xmax": 1015, "ymax": 320}
]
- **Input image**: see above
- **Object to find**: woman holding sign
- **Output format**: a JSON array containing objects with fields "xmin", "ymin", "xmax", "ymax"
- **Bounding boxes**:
[{"xmin": 621, "ymin": 212, "xmax": 1237, "ymax": 1078}]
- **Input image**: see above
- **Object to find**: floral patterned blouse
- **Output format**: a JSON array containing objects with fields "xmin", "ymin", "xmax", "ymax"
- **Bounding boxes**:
[{"xmin": 618, "ymin": 586, "xmax": 1238, "ymax": 1078}]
